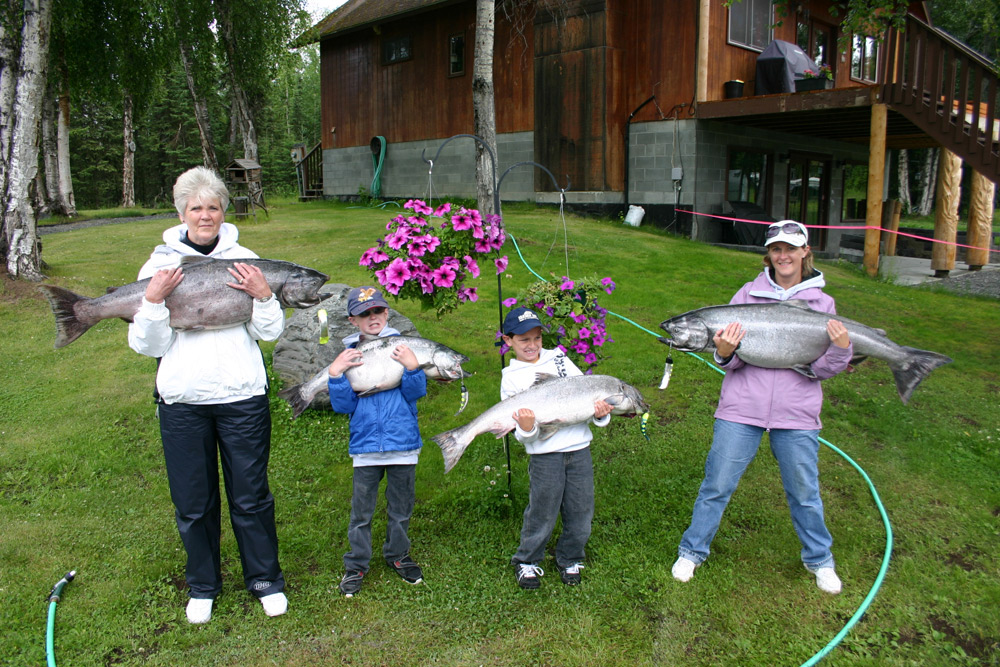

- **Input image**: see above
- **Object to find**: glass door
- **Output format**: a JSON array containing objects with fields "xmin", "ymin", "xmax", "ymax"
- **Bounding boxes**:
[{"xmin": 786, "ymin": 155, "xmax": 830, "ymax": 250}]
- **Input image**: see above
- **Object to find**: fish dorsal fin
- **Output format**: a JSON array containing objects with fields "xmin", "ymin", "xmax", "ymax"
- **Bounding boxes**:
[
  {"xmin": 531, "ymin": 373, "xmax": 559, "ymax": 387},
  {"xmin": 179, "ymin": 255, "xmax": 214, "ymax": 266},
  {"xmin": 782, "ymin": 299, "xmax": 813, "ymax": 310},
  {"xmin": 358, "ymin": 334, "xmax": 379, "ymax": 345}
]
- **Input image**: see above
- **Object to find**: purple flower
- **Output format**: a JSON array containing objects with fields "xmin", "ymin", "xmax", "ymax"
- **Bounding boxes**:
[
  {"xmin": 408, "ymin": 238, "xmax": 429, "ymax": 256},
  {"xmin": 560, "ymin": 278, "xmax": 575, "ymax": 291},
  {"xmin": 359, "ymin": 247, "xmax": 383, "ymax": 267},
  {"xmin": 407, "ymin": 216, "xmax": 426, "ymax": 228},
  {"xmin": 451, "ymin": 213, "xmax": 473, "ymax": 231},
  {"xmin": 556, "ymin": 344, "xmax": 568, "ymax": 355},
  {"xmin": 474, "ymin": 239, "xmax": 492, "ymax": 253},
  {"xmin": 545, "ymin": 306, "xmax": 554, "ymax": 317},
  {"xmin": 432, "ymin": 265, "xmax": 457, "ymax": 288},
  {"xmin": 499, "ymin": 342, "xmax": 510, "ymax": 355},
  {"xmin": 466, "ymin": 208, "xmax": 483, "ymax": 225},
  {"xmin": 592, "ymin": 332, "xmax": 606, "ymax": 346},
  {"xmin": 472, "ymin": 225, "xmax": 485, "ymax": 239},
  {"xmin": 384, "ymin": 282, "xmax": 401, "ymax": 295},
  {"xmin": 584, "ymin": 353, "xmax": 597, "ymax": 365},
  {"xmin": 417, "ymin": 274, "xmax": 435, "ymax": 294},
  {"xmin": 405, "ymin": 199, "xmax": 433, "ymax": 215},
  {"xmin": 572, "ymin": 340, "xmax": 590, "ymax": 354},
  {"xmin": 601, "ymin": 277, "xmax": 616, "ymax": 294},
  {"xmin": 463, "ymin": 255, "xmax": 480, "ymax": 278},
  {"xmin": 569, "ymin": 312, "xmax": 587, "ymax": 324},
  {"xmin": 424, "ymin": 235, "xmax": 441, "ymax": 253},
  {"xmin": 578, "ymin": 327, "xmax": 591, "ymax": 338},
  {"xmin": 457, "ymin": 287, "xmax": 478, "ymax": 303},
  {"xmin": 433, "ymin": 203, "xmax": 452, "ymax": 217},
  {"xmin": 386, "ymin": 229, "xmax": 410, "ymax": 250},
  {"xmin": 441, "ymin": 255, "xmax": 461, "ymax": 269},
  {"xmin": 495, "ymin": 256, "xmax": 509, "ymax": 274},
  {"xmin": 384, "ymin": 258, "xmax": 411, "ymax": 287},
  {"xmin": 502, "ymin": 297, "xmax": 518, "ymax": 307}
]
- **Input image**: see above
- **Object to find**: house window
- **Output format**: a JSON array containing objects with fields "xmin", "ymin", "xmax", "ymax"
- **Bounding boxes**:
[
  {"xmin": 851, "ymin": 35, "xmax": 879, "ymax": 82},
  {"xmin": 796, "ymin": 19, "xmax": 834, "ymax": 73},
  {"xmin": 382, "ymin": 35, "xmax": 412, "ymax": 65},
  {"xmin": 728, "ymin": 0, "xmax": 772, "ymax": 52},
  {"xmin": 448, "ymin": 33, "xmax": 465, "ymax": 77},
  {"xmin": 727, "ymin": 149, "xmax": 771, "ymax": 206},
  {"xmin": 841, "ymin": 162, "xmax": 868, "ymax": 220}
]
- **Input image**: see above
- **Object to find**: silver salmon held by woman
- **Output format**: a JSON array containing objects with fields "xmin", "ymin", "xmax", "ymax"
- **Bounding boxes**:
[
  {"xmin": 659, "ymin": 300, "xmax": 952, "ymax": 404},
  {"xmin": 431, "ymin": 374, "xmax": 649, "ymax": 473},
  {"xmin": 278, "ymin": 334, "xmax": 471, "ymax": 418},
  {"xmin": 39, "ymin": 256, "xmax": 329, "ymax": 348}
]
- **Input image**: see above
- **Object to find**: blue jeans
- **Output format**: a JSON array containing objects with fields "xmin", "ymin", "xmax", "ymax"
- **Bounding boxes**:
[
  {"xmin": 343, "ymin": 464, "xmax": 416, "ymax": 572},
  {"xmin": 678, "ymin": 419, "xmax": 834, "ymax": 571},
  {"xmin": 511, "ymin": 448, "xmax": 595, "ymax": 568}
]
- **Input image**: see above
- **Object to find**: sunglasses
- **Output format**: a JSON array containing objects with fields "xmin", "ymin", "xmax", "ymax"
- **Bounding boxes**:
[
  {"xmin": 766, "ymin": 222, "xmax": 806, "ymax": 238},
  {"xmin": 357, "ymin": 307, "xmax": 387, "ymax": 317}
]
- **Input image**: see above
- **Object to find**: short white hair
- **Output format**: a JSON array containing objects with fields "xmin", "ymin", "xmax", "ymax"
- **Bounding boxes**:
[{"xmin": 173, "ymin": 167, "xmax": 230, "ymax": 215}]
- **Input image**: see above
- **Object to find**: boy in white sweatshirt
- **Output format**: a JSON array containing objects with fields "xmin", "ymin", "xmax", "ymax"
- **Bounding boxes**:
[{"xmin": 500, "ymin": 307, "xmax": 613, "ymax": 589}]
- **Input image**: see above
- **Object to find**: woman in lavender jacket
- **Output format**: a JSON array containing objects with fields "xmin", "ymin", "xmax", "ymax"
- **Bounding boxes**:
[{"xmin": 671, "ymin": 220, "xmax": 852, "ymax": 595}]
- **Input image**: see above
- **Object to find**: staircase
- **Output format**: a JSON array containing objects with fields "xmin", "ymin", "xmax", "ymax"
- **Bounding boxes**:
[
  {"xmin": 881, "ymin": 15, "xmax": 999, "ymax": 185},
  {"xmin": 296, "ymin": 142, "xmax": 324, "ymax": 200}
]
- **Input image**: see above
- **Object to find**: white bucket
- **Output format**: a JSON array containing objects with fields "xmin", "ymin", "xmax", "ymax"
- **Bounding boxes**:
[{"xmin": 624, "ymin": 205, "xmax": 645, "ymax": 227}]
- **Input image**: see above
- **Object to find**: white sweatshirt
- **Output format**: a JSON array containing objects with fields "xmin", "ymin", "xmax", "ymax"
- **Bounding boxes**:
[
  {"xmin": 500, "ymin": 348, "xmax": 610, "ymax": 455},
  {"xmin": 127, "ymin": 222, "xmax": 285, "ymax": 405}
]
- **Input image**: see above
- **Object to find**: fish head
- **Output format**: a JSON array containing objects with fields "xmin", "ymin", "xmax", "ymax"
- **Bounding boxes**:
[
  {"xmin": 659, "ymin": 312, "xmax": 712, "ymax": 352},
  {"xmin": 430, "ymin": 346, "xmax": 471, "ymax": 381},
  {"xmin": 275, "ymin": 265, "xmax": 330, "ymax": 308},
  {"xmin": 606, "ymin": 381, "xmax": 650, "ymax": 417}
]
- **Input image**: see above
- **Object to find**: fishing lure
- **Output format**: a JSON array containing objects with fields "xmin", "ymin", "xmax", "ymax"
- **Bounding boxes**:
[
  {"xmin": 455, "ymin": 382, "xmax": 469, "ymax": 416},
  {"xmin": 640, "ymin": 412, "xmax": 651, "ymax": 441},
  {"xmin": 317, "ymin": 309, "xmax": 329, "ymax": 344},
  {"xmin": 658, "ymin": 354, "xmax": 673, "ymax": 390}
]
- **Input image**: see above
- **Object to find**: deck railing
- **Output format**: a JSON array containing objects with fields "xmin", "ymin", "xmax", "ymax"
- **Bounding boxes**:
[{"xmin": 297, "ymin": 142, "xmax": 323, "ymax": 199}]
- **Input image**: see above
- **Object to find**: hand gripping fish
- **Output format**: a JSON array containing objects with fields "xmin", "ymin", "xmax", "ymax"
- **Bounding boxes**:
[
  {"xmin": 39, "ymin": 256, "xmax": 329, "ymax": 348},
  {"xmin": 659, "ymin": 300, "xmax": 952, "ymax": 404},
  {"xmin": 431, "ymin": 374, "xmax": 649, "ymax": 473},
  {"xmin": 278, "ymin": 334, "xmax": 471, "ymax": 418}
]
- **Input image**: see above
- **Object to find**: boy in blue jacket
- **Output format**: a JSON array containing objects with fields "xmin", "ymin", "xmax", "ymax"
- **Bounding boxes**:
[{"xmin": 327, "ymin": 286, "xmax": 427, "ymax": 597}]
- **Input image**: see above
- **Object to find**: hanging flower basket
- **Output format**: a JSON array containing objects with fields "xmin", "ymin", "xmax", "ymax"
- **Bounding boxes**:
[{"xmin": 795, "ymin": 77, "xmax": 833, "ymax": 92}]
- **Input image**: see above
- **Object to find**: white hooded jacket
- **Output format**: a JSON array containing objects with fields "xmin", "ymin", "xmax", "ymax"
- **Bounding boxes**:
[{"xmin": 127, "ymin": 222, "xmax": 284, "ymax": 405}]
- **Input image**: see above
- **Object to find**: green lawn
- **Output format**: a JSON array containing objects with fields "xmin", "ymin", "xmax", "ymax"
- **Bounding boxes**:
[{"xmin": 2, "ymin": 199, "xmax": 998, "ymax": 666}]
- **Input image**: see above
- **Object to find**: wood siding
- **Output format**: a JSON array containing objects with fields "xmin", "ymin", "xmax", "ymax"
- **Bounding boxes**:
[{"xmin": 319, "ymin": 3, "xmax": 532, "ymax": 150}]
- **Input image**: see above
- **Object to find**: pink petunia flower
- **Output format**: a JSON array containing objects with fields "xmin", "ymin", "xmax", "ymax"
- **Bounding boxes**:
[
  {"xmin": 578, "ymin": 327, "xmax": 591, "ymax": 338},
  {"xmin": 432, "ymin": 265, "xmax": 457, "ymax": 288},
  {"xmin": 560, "ymin": 278, "xmax": 575, "ymax": 291},
  {"xmin": 463, "ymin": 255, "xmax": 480, "ymax": 278},
  {"xmin": 584, "ymin": 353, "xmax": 598, "ymax": 365},
  {"xmin": 494, "ymin": 256, "xmax": 508, "ymax": 274},
  {"xmin": 474, "ymin": 239, "xmax": 492, "ymax": 253},
  {"xmin": 502, "ymin": 297, "xmax": 517, "ymax": 307},
  {"xmin": 433, "ymin": 203, "xmax": 452, "ymax": 217},
  {"xmin": 572, "ymin": 340, "xmax": 590, "ymax": 354},
  {"xmin": 451, "ymin": 213, "xmax": 473, "ymax": 231},
  {"xmin": 405, "ymin": 199, "xmax": 433, "ymax": 215},
  {"xmin": 457, "ymin": 287, "xmax": 478, "ymax": 303},
  {"xmin": 384, "ymin": 258, "xmax": 411, "ymax": 287}
]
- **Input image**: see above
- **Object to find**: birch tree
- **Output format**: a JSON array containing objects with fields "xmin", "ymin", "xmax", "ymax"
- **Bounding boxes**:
[
  {"xmin": 916, "ymin": 148, "xmax": 938, "ymax": 217},
  {"xmin": 2, "ymin": 0, "xmax": 53, "ymax": 280},
  {"xmin": 896, "ymin": 148, "xmax": 911, "ymax": 214},
  {"xmin": 473, "ymin": 0, "xmax": 497, "ymax": 216}
]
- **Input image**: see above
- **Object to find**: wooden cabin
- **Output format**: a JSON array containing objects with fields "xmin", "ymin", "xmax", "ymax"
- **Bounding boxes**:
[{"xmin": 307, "ymin": 0, "xmax": 999, "ymax": 261}]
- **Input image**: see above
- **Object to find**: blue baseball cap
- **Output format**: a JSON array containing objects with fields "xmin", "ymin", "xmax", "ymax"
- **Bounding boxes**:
[
  {"xmin": 502, "ymin": 307, "xmax": 543, "ymax": 335},
  {"xmin": 347, "ymin": 286, "xmax": 389, "ymax": 316}
]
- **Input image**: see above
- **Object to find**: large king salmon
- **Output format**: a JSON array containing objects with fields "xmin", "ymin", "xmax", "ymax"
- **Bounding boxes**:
[
  {"xmin": 278, "ymin": 334, "xmax": 470, "ymax": 418},
  {"xmin": 431, "ymin": 374, "xmax": 649, "ymax": 473},
  {"xmin": 40, "ymin": 256, "xmax": 329, "ymax": 348},
  {"xmin": 659, "ymin": 300, "xmax": 952, "ymax": 403}
]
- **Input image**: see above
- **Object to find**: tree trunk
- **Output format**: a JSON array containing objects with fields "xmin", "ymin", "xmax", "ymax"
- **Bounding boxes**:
[
  {"xmin": 215, "ymin": 0, "xmax": 260, "ymax": 202},
  {"xmin": 178, "ymin": 38, "xmax": 218, "ymax": 172},
  {"xmin": 0, "ymin": 6, "xmax": 19, "ymax": 216},
  {"xmin": 40, "ymin": 77, "xmax": 58, "ymax": 211},
  {"xmin": 896, "ymin": 148, "xmax": 911, "ymax": 214},
  {"xmin": 121, "ymin": 91, "xmax": 135, "ymax": 207},
  {"xmin": 916, "ymin": 148, "xmax": 938, "ymax": 217},
  {"xmin": 3, "ymin": 0, "xmax": 52, "ymax": 280},
  {"xmin": 54, "ymin": 54, "xmax": 74, "ymax": 215},
  {"xmin": 472, "ymin": 0, "xmax": 497, "ymax": 216}
]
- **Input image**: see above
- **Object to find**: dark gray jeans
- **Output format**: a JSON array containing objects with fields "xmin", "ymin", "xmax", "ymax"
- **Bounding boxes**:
[
  {"xmin": 511, "ymin": 448, "xmax": 594, "ymax": 568},
  {"xmin": 343, "ymin": 464, "xmax": 416, "ymax": 572}
]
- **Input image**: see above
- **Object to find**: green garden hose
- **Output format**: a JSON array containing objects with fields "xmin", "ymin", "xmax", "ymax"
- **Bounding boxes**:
[
  {"xmin": 370, "ymin": 136, "xmax": 386, "ymax": 198},
  {"xmin": 508, "ymin": 232, "xmax": 892, "ymax": 665},
  {"xmin": 46, "ymin": 570, "xmax": 76, "ymax": 667}
]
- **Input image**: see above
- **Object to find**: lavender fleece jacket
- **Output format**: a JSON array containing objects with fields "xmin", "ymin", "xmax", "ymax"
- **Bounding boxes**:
[{"xmin": 713, "ymin": 269, "xmax": 853, "ymax": 430}]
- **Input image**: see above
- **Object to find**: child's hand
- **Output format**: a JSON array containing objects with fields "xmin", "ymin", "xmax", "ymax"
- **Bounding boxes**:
[
  {"xmin": 594, "ymin": 399, "xmax": 613, "ymax": 419},
  {"xmin": 512, "ymin": 408, "xmax": 535, "ymax": 432},
  {"xmin": 392, "ymin": 344, "xmax": 419, "ymax": 370},
  {"xmin": 328, "ymin": 347, "xmax": 363, "ymax": 378}
]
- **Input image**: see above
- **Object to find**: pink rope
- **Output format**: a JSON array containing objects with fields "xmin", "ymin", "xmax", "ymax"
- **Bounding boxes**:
[{"xmin": 674, "ymin": 209, "xmax": 1000, "ymax": 254}]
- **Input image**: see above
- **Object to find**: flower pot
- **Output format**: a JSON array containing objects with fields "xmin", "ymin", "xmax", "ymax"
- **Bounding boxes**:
[
  {"xmin": 795, "ymin": 78, "xmax": 833, "ymax": 92},
  {"xmin": 723, "ymin": 80, "xmax": 745, "ymax": 99}
]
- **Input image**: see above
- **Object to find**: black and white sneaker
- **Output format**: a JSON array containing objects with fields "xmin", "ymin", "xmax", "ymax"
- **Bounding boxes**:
[
  {"xmin": 388, "ymin": 555, "xmax": 423, "ymax": 584},
  {"xmin": 514, "ymin": 562, "xmax": 544, "ymax": 589},
  {"xmin": 560, "ymin": 562, "xmax": 584, "ymax": 586},
  {"xmin": 339, "ymin": 570, "xmax": 364, "ymax": 597}
]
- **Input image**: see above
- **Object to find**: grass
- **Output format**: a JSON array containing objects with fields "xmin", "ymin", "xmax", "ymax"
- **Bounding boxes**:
[{"xmin": 2, "ymin": 199, "xmax": 999, "ymax": 666}]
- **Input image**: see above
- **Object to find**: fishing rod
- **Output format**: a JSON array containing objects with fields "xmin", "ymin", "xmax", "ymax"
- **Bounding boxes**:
[{"xmin": 46, "ymin": 570, "xmax": 76, "ymax": 667}]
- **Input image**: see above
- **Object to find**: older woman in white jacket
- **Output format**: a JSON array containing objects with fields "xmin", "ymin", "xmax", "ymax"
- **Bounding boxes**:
[{"xmin": 128, "ymin": 167, "xmax": 287, "ymax": 624}]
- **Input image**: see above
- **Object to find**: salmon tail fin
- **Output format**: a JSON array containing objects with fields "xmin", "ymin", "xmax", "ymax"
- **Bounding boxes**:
[
  {"xmin": 890, "ymin": 347, "xmax": 953, "ymax": 404},
  {"xmin": 38, "ymin": 285, "xmax": 91, "ymax": 349},
  {"xmin": 277, "ymin": 383, "xmax": 311, "ymax": 419},
  {"xmin": 431, "ymin": 427, "xmax": 472, "ymax": 474}
]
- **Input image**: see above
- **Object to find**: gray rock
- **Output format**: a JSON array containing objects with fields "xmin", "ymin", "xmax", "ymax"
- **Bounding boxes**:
[{"xmin": 272, "ymin": 284, "xmax": 419, "ymax": 412}]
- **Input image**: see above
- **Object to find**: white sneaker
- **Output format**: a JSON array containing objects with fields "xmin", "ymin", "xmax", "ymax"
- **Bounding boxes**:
[
  {"xmin": 813, "ymin": 567, "xmax": 842, "ymax": 595},
  {"xmin": 186, "ymin": 597, "xmax": 214, "ymax": 624},
  {"xmin": 260, "ymin": 592, "xmax": 288, "ymax": 617},
  {"xmin": 671, "ymin": 557, "xmax": 698, "ymax": 583}
]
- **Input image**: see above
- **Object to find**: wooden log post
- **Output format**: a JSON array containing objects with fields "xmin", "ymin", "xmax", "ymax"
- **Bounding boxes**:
[
  {"xmin": 885, "ymin": 200, "xmax": 902, "ymax": 256},
  {"xmin": 931, "ymin": 149, "xmax": 962, "ymax": 277},
  {"xmin": 863, "ymin": 103, "xmax": 888, "ymax": 277},
  {"xmin": 966, "ymin": 170, "xmax": 996, "ymax": 270}
]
